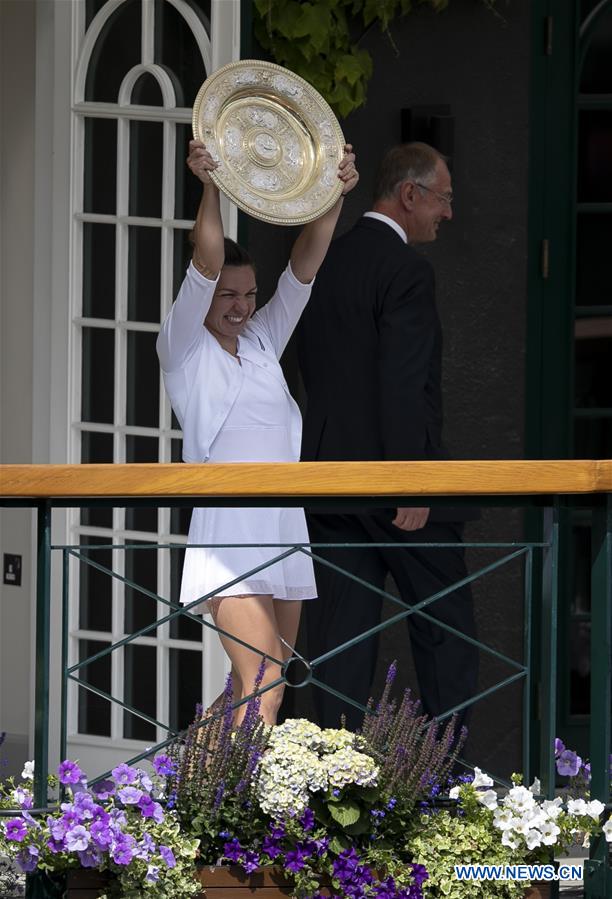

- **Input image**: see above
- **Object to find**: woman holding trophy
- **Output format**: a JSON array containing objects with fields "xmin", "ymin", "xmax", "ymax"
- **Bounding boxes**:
[{"xmin": 157, "ymin": 62, "xmax": 358, "ymax": 726}]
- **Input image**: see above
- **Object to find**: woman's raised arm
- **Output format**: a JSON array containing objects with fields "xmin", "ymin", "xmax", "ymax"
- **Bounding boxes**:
[
  {"xmin": 187, "ymin": 139, "xmax": 225, "ymax": 279},
  {"xmin": 289, "ymin": 144, "xmax": 359, "ymax": 285}
]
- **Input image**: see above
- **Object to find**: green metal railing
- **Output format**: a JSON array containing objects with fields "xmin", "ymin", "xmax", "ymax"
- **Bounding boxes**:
[{"xmin": 1, "ymin": 467, "xmax": 610, "ymax": 897}]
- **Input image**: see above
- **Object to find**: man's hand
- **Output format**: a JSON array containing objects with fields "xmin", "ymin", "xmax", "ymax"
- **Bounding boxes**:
[
  {"xmin": 392, "ymin": 507, "xmax": 430, "ymax": 531},
  {"xmin": 338, "ymin": 144, "xmax": 359, "ymax": 196}
]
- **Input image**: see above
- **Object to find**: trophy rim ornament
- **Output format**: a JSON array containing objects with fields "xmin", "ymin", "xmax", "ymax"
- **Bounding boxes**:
[{"xmin": 192, "ymin": 59, "xmax": 346, "ymax": 226}]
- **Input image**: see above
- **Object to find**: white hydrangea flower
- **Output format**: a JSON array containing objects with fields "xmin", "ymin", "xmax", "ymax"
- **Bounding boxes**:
[
  {"xmin": 326, "ymin": 747, "xmax": 378, "ymax": 790},
  {"xmin": 472, "ymin": 767, "xmax": 494, "ymax": 789},
  {"xmin": 320, "ymin": 728, "xmax": 356, "ymax": 751},
  {"xmin": 603, "ymin": 818, "xmax": 612, "ymax": 842},
  {"xmin": 477, "ymin": 789, "xmax": 499, "ymax": 810},
  {"xmin": 21, "ymin": 760, "xmax": 35, "ymax": 781}
]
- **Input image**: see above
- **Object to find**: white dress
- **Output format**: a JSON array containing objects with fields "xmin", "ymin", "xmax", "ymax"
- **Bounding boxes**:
[{"xmin": 169, "ymin": 271, "xmax": 317, "ymax": 612}]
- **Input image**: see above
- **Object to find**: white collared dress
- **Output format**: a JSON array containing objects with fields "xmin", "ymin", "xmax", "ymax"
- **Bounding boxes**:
[{"xmin": 157, "ymin": 261, "xmax": 317, "ymax": 611}]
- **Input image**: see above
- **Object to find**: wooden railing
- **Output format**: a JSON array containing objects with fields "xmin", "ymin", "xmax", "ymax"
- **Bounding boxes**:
[{"xmin": 1, "ymin": 461, "xmax": 611, "ymax": 898}]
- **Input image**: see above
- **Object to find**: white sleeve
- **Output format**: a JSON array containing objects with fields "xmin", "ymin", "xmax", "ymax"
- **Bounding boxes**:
[
  {"xmin": 250, "ymin": 262, "xmax": 313, "ymax": 357},
  {"xmin": 156, "ymin": 261, "xmax": 219, "ymax": 373}
]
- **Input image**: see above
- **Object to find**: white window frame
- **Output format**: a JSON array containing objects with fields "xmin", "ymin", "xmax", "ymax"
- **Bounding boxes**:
[{"xmin": 33, "ymin": 0, "xmax": 240, "ymax": 777}]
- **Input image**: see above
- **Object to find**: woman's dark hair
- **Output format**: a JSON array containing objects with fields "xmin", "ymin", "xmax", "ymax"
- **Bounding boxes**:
[
  {"xmin": 186, "ymin": 232, "xmax": 255, "ymax": 271},
  {"xmin": 223, "ymin": 237, "xmax": 255, "ymax": 270}
]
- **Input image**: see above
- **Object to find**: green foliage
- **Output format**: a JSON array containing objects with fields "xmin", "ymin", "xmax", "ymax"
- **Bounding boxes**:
[
  {"xmin": 407, "ymin": 808, "xmax": 526, "ymax": 897},
  {"xmin": 253, "ymin": 0, "xmax": 500, "ymax": 118}
]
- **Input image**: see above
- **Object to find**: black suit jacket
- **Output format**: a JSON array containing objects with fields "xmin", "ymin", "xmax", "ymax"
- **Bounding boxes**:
[{"xmin": 297, "ymin": 216, "xmax": 474, "ymax": 522}]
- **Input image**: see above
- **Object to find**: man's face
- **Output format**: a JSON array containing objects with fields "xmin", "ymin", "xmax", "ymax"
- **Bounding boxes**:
[{"xmin": 409, "ymin": 160, "xmax": 453, "ymax": 243}]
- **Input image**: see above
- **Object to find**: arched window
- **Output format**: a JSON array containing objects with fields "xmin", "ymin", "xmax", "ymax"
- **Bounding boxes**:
[{"xmin": 68, "ymin": 0, "xmax": 233, "ymax": 767}]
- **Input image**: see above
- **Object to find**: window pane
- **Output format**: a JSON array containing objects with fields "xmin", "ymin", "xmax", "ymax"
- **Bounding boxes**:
[
  {"xmin": 170, "ymin": 439, "xmax": 191, "ymax": 538},
  {"xmin": 169, "ymin": 547, "xmax": 202, "ymax": 641},
  {"xmin": 575, "ymin": 335, "xmax": 612, "ymax": 408},
  {"xmin": 124, "ymin": 542, "xmax": 158, "ymax": 635},
  {"xmin": 154, "ymin": 0, "xmax": 209, "ymax": 108},
  {"xmin": 574, "ymin": 417, "xmax": 612, "ymax": 458},
  {"xmin": 78, "ymin": 640, "xmax": 111, "ymax": 736},
  {"xmin": 129, "ymin": 121, "xmax": 163, "ymax": 218},
  {"xmin": 173, "ymin": 226, "xmax": 193, "ymax": 298},
  {"xmin": 82, "ymin": 328, "xmax": 114, "ymax": 423},
  {"xmin": 131, "ymin": 72, "xmax": 164, "ymax": 106},
  {"xmin": 577, "ymin": 111, "xmax": 612, "ymax": 202},
  {"xmin": 128, "ymin": 225, "xmax": 161, "ymax": 322},
  {"xmin": 79, "ymin": 536, "xmax": 113, "ymax": 633},
  {"xmin": 126, "ymin": 437, "xmax": 159, "ymax": 533},
  {"xmin": 580, "ymin": 11, "xmax": 612, "ymax": 94},
  {"xmin": 84, "ymin": 118, "xmax": 117, "ymax": 215},
  {"xmin": 82, "ymin": 223, "xmax": 116, "ymax": 319},
  {"xmin": 85, "ymin": 0, "xmax": 142, "ymax": 103},
  {"xmin": 126, "ymin": 331, "xmax": 159, "ymax": 427},
  {"xmin": 175, "ymin": 124, "xmax": 202, "ymax": 220},
  {"xmin": 169, "ymin": 648, "xmax": 202, "ymax": 731},
  {"xmin": 123, "ymin": 644, "xmax": 157, "ymax": 741},
  {"xmin": 81, "ymin": 432, "xmax": 114, "ymax": 528},
  {"xmin": 575, "ymin": 214, "xmax": 612, "ymax": 306}
]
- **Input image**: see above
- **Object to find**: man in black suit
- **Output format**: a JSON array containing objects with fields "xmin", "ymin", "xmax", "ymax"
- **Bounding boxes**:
[{"xmin": 297, "ymin": 142, "xmax": 478, "ymax": 733}]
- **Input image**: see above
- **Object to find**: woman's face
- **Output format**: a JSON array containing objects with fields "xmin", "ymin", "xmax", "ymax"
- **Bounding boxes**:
[{"xmin": 204, "ymin": 265, "xmax": 257, "ymax": 348}]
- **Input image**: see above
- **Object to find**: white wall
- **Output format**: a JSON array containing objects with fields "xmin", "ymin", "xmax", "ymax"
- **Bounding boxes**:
[{"xmin": 0, "ymin": 0, "xmax": 37, "ymax": 776}]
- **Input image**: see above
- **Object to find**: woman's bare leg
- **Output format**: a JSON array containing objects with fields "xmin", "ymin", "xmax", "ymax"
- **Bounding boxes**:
[{"xmin": 211, "ymin": 595, "xmax": 290, "ymax": 726}]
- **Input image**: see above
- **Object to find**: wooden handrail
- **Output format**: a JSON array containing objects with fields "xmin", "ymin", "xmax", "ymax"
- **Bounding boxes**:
[{"xmin": 1, "ymin": 460, "xmax": 612, "ymax": 498}]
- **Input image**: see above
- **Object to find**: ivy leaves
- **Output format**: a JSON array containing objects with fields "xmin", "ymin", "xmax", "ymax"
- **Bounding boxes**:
[{"xmin": 253, "ymin": 0, "xmax": 448, "ymax": 117}]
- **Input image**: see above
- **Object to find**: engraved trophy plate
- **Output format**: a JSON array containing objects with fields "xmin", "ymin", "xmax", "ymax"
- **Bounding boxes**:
[{"xmin": 192, "ymin": 60, "xmax": 345, "ymax": 226}]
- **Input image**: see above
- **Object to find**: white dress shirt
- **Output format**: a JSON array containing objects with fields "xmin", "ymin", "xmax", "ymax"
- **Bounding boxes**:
[{"xmin": 363, "ymin": 211, "xmax": 408, "ymax": 244}]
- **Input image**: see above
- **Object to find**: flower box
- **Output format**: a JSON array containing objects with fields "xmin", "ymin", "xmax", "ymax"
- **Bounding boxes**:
[{"xmin": 64, "ymin": 866, "xmax": 554, "ymax": 897}]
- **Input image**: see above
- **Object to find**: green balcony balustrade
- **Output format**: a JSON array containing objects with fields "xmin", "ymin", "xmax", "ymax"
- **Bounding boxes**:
[{"xmin": 1, "ymin": 460, "xmax": 611, "ymax": 898}]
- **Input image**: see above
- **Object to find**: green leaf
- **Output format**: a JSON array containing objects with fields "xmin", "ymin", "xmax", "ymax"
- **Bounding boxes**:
[
  {"xmin": 328, "ymin": 799, "xmax": 361, "ymax": 827},
  {"xmin": 294, "ymin": 3, "xmax": 332, "ymax": 52},
  {"xmin": 329, "ymin": 833, "xmax": 351, "ymax": 854}
]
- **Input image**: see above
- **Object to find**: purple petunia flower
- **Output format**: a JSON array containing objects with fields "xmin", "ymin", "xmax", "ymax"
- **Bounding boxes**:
[
  {"xmin": 65, "ymin": 825, "xmax": 91, "ymax": 852},
  {"xmin": 146, "ymin": 864, "xmax": 160, "ymax": 883},
  {"xmin": 91, "ymin": 779, "xmax": 115, "ymax": 800},
  {"xmin": 223, "ymin": 838, "xmax": 243, "ymax": 862},
  {"xmin": 73, "ymin": 792, "xmax": 97, "ymax": 819},
  {"xmin": 12, "ymin": 788, "xmax": 33, "ymax": 810},
  {"xmin": 285, "ymin": 844, "xmax": 311, "ymax": 874},
  {"xmin": 411, "ymin": 863, "xmax": 429, "ymax": 887},
  {"xmin": 557, "ymin": 749, "xmax": 582, "ymax": 777},
  {"xmin": 242, "ymin": 850, "xmax": 260, "ymax": 874},
  {"xmin": 299, "ymin": 807, "xmax": 315, "ymax": 832},
  {"xmin": 159, "ymin": 845, "xmax": 176, "ymax": 868},
  {"xmin": 554, "ymin": 737, "xmax": 566, "ymax": 757},
  {"xmin": 4, "ymin": 818, "xmax": 28, "ymax": 842},
  {"xmin": 118, "ymin": 786, "xmax": 143, "ymax": 805},
  {"xmin": 58, "ymin": 760, "xmax": 85, "ymax": 785},
  {"xmin": 78, "ymin": 846, "xmax": 103, "ymax": 868},
  {"xmin": 15, "ymin": 845, "xmax": 39, "ymax": 873},
  {"xmin": 112, "ymin": 763, "xmax": 138, "ymax": 786},
  {"xmin": 90, "ymin": 819, "xmax": 113, "ymax": 850},
  {"xmin": 152, "ymin": 754, "xmax": 176, "ymax": 776},
  {"xmin": 111, "ymin": 833, "xmax": 136, "ymax": 866},
  {"xmin": 262, "ymin": 835, "xmax": 282, "ymax": 860},
  {"xmin": 138, "ymin": 794, "xmax": 164, "ymax": 823}
]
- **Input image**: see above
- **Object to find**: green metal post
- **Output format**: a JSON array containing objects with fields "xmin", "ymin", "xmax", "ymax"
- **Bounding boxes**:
[
  {"xmin": 60, "ymin": 548, "xmax": 69, "ymax": 763},
  {"xmin": 584, "ymin": 494, "xmax": 612, "ymax": 899},
  {"xmin": 33, "ymin": 501, "xmax": 51, "ymax": 806},
  {"xmin": 26, "ymin": 502, "xmax": 52, "ymax": 899},
  {"xmin": 540, "ymin": 503, "xmax": 559, "ymax": 796},
  {"xmin": 523, "ymin": 546, "xmax": 534, "ymax": 785}
]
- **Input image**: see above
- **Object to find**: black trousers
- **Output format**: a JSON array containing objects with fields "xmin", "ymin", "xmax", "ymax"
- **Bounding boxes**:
[{"xmin": 304, "ymin": 511, "xmax": 479, "ymax": 734}]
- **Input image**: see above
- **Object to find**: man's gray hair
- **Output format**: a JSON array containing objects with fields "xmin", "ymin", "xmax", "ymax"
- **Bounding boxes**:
[{"xmin": 373, "ymin": 142, "xmax": 447, "ymax": 202}]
